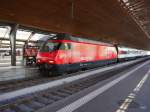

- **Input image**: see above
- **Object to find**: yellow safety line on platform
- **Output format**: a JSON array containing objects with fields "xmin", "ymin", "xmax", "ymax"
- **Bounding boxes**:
[{"xmin": 116, "ymin": 70, "xmax": 150, "ymax": 112}]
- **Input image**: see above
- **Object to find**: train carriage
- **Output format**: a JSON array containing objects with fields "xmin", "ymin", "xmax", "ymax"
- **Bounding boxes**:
[{"xmin": 117, "ymin": 46, "xmax": 147, "ymax": 61}]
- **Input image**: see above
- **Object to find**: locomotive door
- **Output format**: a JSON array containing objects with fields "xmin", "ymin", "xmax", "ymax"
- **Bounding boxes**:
[
  {"xmin": 66, "ymin": 42, "xmax": 72, "ymax": 72},
  {"xmin": 59, "ymin": 42, "xmax": 72, "ymax": 72},
  {"xmin": 68, "ymin": 42, "xmax": 81, "ymax": 71}
]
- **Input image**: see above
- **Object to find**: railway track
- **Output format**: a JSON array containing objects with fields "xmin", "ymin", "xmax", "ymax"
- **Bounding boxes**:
[
  {"xmin": 0, "ymin": 71, "xmax": 83, "ymax": 94},
  {"xmin": 0, "ymin": 59, "xmax": 147, "ymax": 112}
]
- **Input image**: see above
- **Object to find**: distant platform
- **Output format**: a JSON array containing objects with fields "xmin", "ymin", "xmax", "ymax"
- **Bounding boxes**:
[
  {"xmin": 0, "ymin": 56, "xmax": 22, "ymax": 67},
  {"xmin": 0, "ymin": 66, "xmax": 39, "ymax": 82}
]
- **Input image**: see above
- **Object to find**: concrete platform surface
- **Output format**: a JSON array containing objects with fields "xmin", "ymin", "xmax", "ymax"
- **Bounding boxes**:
[{"xmin": 0, "ymin": 66, "xmax": 38, "ymax": 82}]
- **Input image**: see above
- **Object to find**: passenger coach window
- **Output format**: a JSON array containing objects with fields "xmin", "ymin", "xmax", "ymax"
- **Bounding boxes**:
[{"xmin": 59, "ymin": 43, "xmax": 71, "ymax": 50}]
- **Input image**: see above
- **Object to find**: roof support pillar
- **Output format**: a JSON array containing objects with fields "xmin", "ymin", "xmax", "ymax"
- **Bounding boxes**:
[{"xmin": 9, "ymin": 24, "xmax": 19, "ymax": 66}]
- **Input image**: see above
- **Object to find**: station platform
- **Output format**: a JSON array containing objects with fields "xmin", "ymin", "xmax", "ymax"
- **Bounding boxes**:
[{"xmin": 0, "ymin": 66, "xmax": 39, "ymax": 82}]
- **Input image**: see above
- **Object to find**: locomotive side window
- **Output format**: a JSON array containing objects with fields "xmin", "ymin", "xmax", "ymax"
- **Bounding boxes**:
[{"xmin": 40, "ymin": 42, "xmax": 60, "ymax": 52}]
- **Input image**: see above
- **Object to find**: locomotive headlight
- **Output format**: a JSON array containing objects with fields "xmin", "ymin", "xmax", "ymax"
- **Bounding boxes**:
[
  {"xmin": 37, "ymin": 59, "xmax": 41, "ymax": 63},
  {"xmin": 48, "ymin": 60, "xmax": 54, "ymax": 64}
]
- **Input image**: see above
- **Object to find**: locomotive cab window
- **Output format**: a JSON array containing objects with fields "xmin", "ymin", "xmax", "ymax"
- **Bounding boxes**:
[
  {"xmin": 59, "ymin": 43, "xmax": 71, "ymax": 50},
  {"xmin": 40, "ymin": 41, "xmax": 60, "ymax": 52}
]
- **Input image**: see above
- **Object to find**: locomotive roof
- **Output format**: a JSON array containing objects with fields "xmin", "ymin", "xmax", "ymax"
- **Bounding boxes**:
[
  {"xmin": 71, "ymin": 36, "xmax": 114, "ymax": 47},
  {"xmin": 43, "ymin": 33, "xmax": 114, "ymax": 47}
]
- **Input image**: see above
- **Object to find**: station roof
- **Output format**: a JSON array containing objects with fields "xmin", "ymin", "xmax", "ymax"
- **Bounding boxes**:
[
  {"xmin": 0, "ymin": 26, "xmax": 53, "ymax": 48},
  {"xmin": 0, "ymin": 0, "xmax": 150, "ymax": 50}
]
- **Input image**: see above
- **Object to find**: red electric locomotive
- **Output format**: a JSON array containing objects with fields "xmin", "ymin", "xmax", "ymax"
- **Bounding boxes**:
[{"xmin": 36, "ymin": 33, "xmax": 118, "ymax": 75}]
